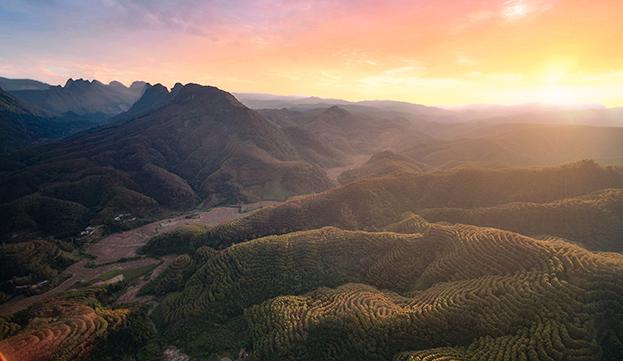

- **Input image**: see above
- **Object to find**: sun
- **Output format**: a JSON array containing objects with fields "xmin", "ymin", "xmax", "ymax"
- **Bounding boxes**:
[{"xmin": 534, "ymin": 86, "xmax": 582, "ymax": 105}]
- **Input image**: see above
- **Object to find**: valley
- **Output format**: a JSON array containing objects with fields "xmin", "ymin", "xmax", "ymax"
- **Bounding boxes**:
[
  {"xmin": 0, "ymin": 201, "xmax": 278, "ymax": 316},
  {"xmin": 0, "ymin": 78, "xmax": 622, "ymax": 361},
  {"xmin": 3, "ymin": 2, "xmax": 623, "ymax": 360}
]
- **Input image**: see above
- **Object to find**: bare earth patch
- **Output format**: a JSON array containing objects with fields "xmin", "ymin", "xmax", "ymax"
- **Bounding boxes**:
[
  {"xmin": 0, "ymin": 201, "xmax": 279, "ymax": 315},
  {"xmin": 90, "ymin": 202, "xmax": 277, "ymax": 265}
]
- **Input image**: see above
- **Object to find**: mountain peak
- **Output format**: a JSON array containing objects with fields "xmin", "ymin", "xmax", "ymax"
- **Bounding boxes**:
[
  {"xmin": 108, "ymin": 80, "xmax": 126, "ymax": 88},
  {"xmin": 171, "ymin": 83, "xmax": 245, "ymax": 109},
  {"xmin": 130, "ymin": 81, "xmax": 147, "ymax": 89},
  {"xmin": 323, "ymin": 105, "xmax": 349, "ymax": 117},
  {"xmin": 149, "ymin": 83, "xmax": 169, "ymax": 93},
  {"xmin": 64, "ymin": 78, "xmax": 102, "ymax": 88},
  {"xmin": 64, "ymin": 78, "xmax": 76, "ymax": 87},
  {"xmin": 171, "ymin": 82, "xmax": 184, "ymax": 96}
]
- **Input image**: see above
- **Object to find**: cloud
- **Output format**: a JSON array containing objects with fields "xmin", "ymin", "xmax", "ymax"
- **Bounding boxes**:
[
  {"xmin": 500, "ymin": 0, "xmax": 555, "ymax": 21},
  {"xmin": 465, "ymin": 0, "xmax": 556, "ymax": 24},
  {"xmin": 456, "ymin": 54, "xmax": 478, "ymax": 66}
]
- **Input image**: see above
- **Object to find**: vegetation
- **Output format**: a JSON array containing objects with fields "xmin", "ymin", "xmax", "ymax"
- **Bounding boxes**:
[
  {"xmin": 0, "ymin": 288, "xmax": 129, "ymax": 361},
  {"xmin": 137, "ymin": 220, "xmax": 623, "ymax": 360},
  {"xmin": 3, "ymin": 84, "xmax": 623, "ymax": 361},
  {"xmin": 0, "ymin": 84, "xmax": 334, "ymax": 237},
  {"xmin": 418, "ymin": 188, "xmax": 623, "ymax": 251},
  {"xmin": 88, "ymin": 305, "xmax": 157, "ymax": 361},
  {"xmin": 0, "ymin": 239, "xmax": 79, "ymax": 301},
  {"xmin": 0, "ymin": 86, "xmax": 114, "ymax": 153},
  {"xmin": 143, "ymin": 160, "xmax": 623, "ymax": 255},
  {"xmin": 337, "ymin": 150, "xmax": 424, "ymax": 184},
  {"xmin": 139, "ymin": 253, "xmax": 198, "ymax": 296}
]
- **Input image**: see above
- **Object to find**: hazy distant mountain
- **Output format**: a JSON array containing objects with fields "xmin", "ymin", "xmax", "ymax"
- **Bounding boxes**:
[
  {"xmin": 0, "ymin": 86, "xmax": 43, "ymax": 116},
  {"xmin": 0, "ymin": 87, "xmax": 104, "ymax": 152},
  {"xmin": 444, "ymin": 103, "xmax": 623, "ymax": 126},
  {"xmin": 236, "ymin": 92, "xmax": 459, "ymax": 122},
  {"xmin": 10, "ymin": 78, "xmax": 146, "ymax": 116},
  {"xmin": 0, "ymin": 87, "xmax": 45, "ymax": 151},
  {"xmin": 238, "ymin": 93, "xmax": 623, "ymax": 126},
  {"xmin": 235, "ymin": 93, "xmax": 350, "ymax": 109},
  {"xmin": 0, "ymin": 77, "xmax": 50, "ymax": 91},
  {"xmin": 402, "ymin": 123, "xmax": 623, "ymax": 168},
  {"xmin": 0, "ymin": 84, "xmax": 332, "ymax": 237},
  {"xmin": 447, "ymin": 102, "xmax": 606, "ymax": 115},
  {"xmin": 259, "ymin": 105, "xmax": 431, "ymax": 167},
  {"xmin": 356, "ymin": 99, "xmax": 458, "ymax": 120}
]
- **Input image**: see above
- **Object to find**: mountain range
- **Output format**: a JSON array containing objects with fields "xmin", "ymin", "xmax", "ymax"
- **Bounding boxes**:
[
  {"xmin": 0, "ymin": 75, "xmax": 623, "ymax": 361},
  {"xmin": 2, "ymin": 76, "xmax": 623, "ymax": 238},
  {"xmin": 0, "ymin": 84, "xmax": 335, "ymax": 238},
  {"xmin": 0, "ymin": 76, "xmax": 50, "ymax": 91},
  {"xmin": 237, "ymin": 92, "xmax": 623, "ymax": 126},
  {"xmin": 0, "ymin": 78, "xmax": 151, "ymax": 152},
  {"xmin": 0, "ymin": 87, "xmax": 112, "ymax": 153},
  {"xmin": 10, "ymin": 78, "xmax": 146, "ymax": 116}
]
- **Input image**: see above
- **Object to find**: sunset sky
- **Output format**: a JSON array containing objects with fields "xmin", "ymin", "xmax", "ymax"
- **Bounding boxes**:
[{"xmin": 1, "ymin": 0, "xmax": 622, "ymax": 106}]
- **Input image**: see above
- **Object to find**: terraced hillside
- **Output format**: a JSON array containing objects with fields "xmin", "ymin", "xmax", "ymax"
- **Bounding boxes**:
[
  {"xmin": 3, "ymin": 80, "xmax": 623, "ymax": 361},
  {"xmin": 0, "ymin": 240, "xmax": 79, "ymax": 302},
  {"xmin": 143, "ymin": 160, "xmax": 623, "ymax": 255},
  {"xmin": 141, "ymin": 221, "xmax": 623, "ymax": 360},
  {"xmin": 0, "ymin": 289, "xmax": 128, "ymax": 361},
  {"xmin": 418, "ymin": 188, "xmax": 623, "ymax": 251}
]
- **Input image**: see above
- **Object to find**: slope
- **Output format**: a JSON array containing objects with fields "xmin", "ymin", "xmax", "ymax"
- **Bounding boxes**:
[
  {"xmin": 143, "ymin": 160, "xmax": 623, "ymax": 255},
  {"xmin": 259, "ymin": 106, "xmax": 430, "ymax": 167},
  {"xmin": 0, "ymin": 87, "xmax": 103, "ymax": 153},
  {"xmin": 417, "ymin": 188, "xmax": 623, "ymax": 251},
  {"xmin": 143, "ymin": 223, "xmax": 623, "ymax": 360},
  {"xmin": 337, "ymin": 150, "xmax": 425, "ymax": 184},
  {"xmin": 0, "ymin": 84, "xmax": 332, "ymax": 238}
]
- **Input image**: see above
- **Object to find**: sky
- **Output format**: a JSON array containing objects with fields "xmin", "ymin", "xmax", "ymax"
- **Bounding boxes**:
[{"xmin": 0, "ymin": 0, "xmax": 622, "ymax": 106}]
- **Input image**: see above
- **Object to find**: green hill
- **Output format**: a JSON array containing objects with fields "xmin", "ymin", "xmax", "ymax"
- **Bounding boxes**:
[
  {"xmin": 140, "ymin": 222, "xmax": 623, "ymax": 360},
  {"xmin": 418, "ymin": 188, "xmax": 623, "ymax": 251},
  {"xmin": 143, "ymin": 160, "xmax": 623, "ymax": 255}
]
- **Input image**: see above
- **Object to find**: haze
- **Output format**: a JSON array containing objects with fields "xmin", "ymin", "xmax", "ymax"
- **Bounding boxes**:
[{"xmin": 1, "ymin": 0, "xmax": 622, "ymax": 106}]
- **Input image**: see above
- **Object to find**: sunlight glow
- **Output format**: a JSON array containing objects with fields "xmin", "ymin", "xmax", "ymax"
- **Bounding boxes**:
[
  {"xmin": 537, "ymin": 87, "xmax": 583, "ymax": 105},
  {"xmin": 1, "ymin": 0, "xmax": 622, "ymax": 106}
]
